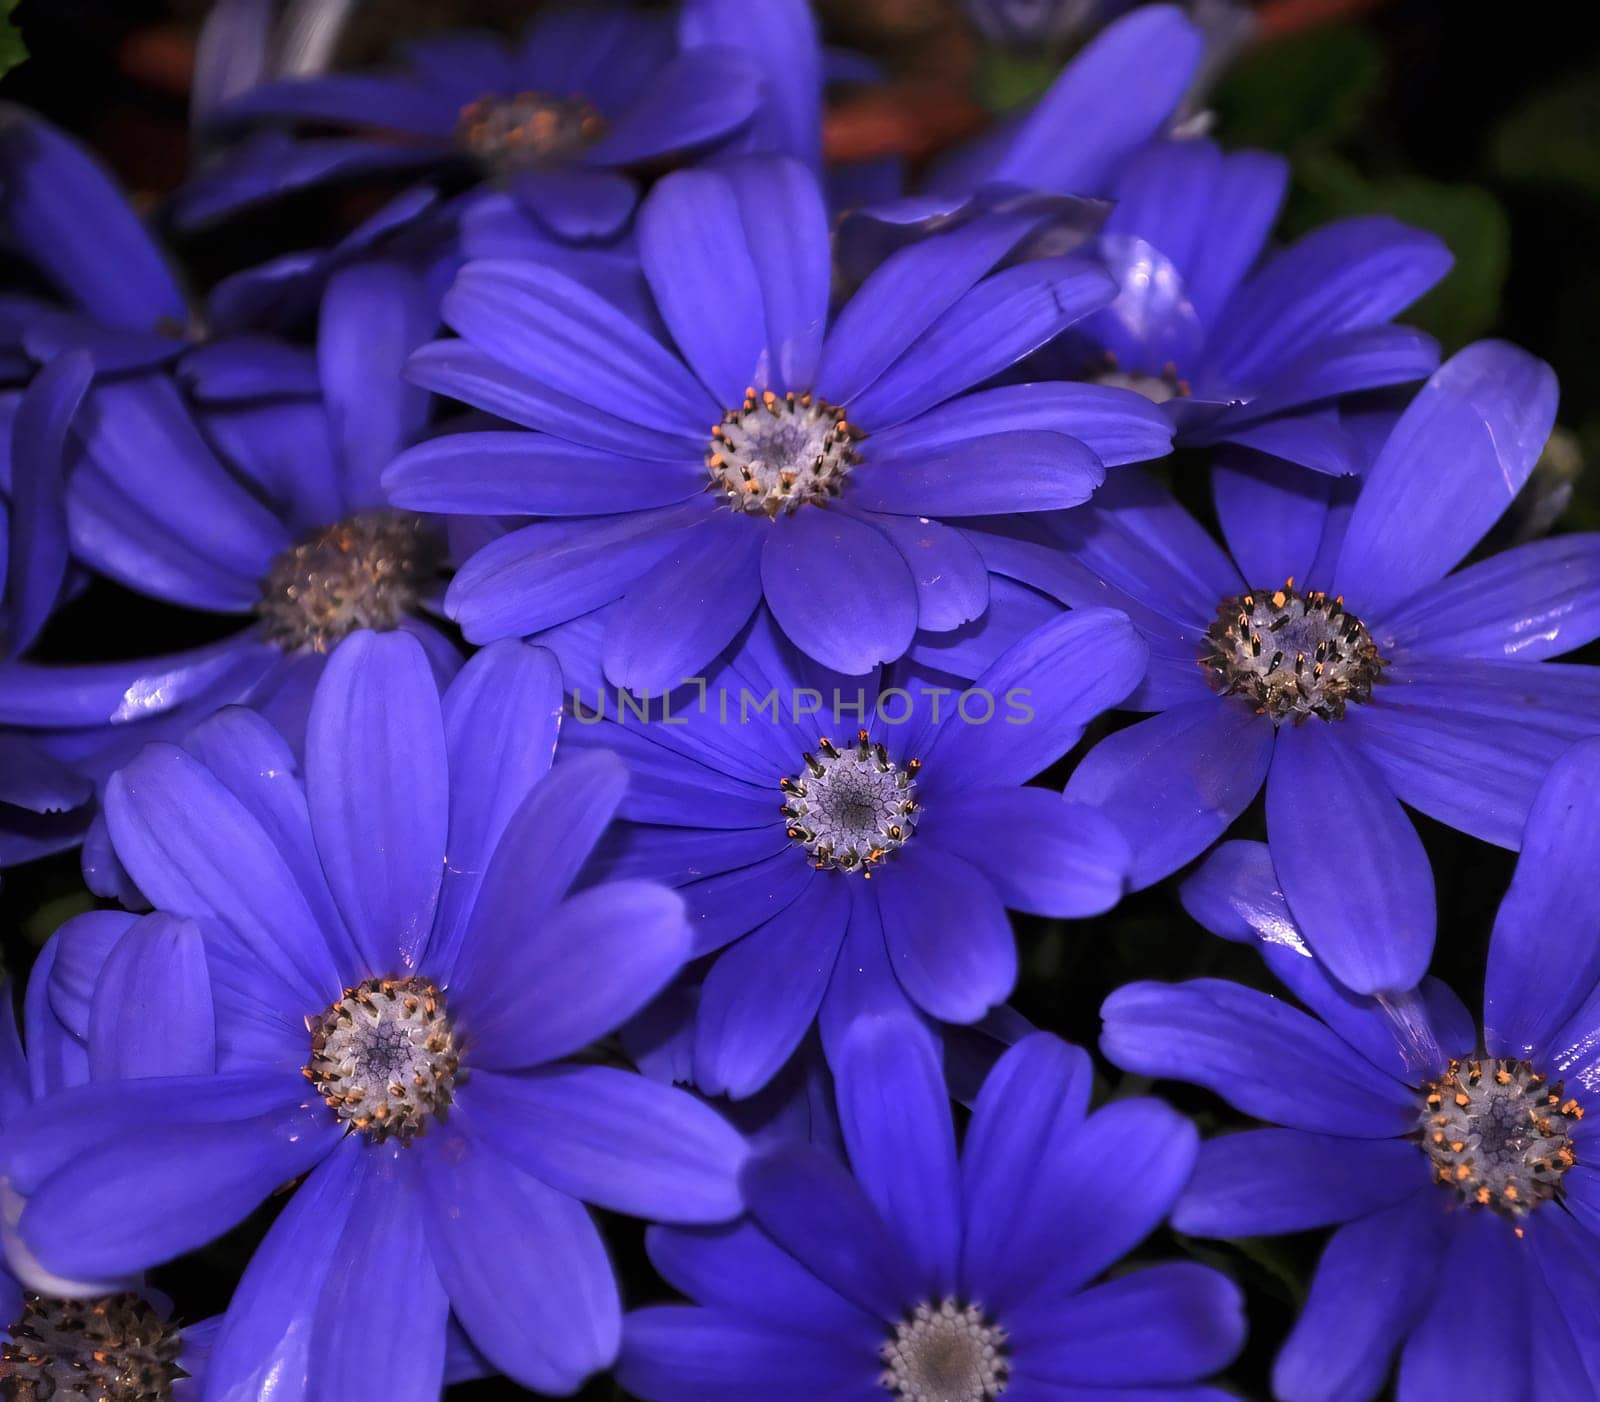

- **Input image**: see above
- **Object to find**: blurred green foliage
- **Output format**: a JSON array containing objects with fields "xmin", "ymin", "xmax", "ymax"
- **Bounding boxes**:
[{"xmin": 0, "ymin": 1, "xmax": 23, "ymax": 80}]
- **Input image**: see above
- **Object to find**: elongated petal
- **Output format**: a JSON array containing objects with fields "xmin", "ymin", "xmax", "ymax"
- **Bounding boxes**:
[
  {"xmin": 1103, "ymin": 139, "xmax": 1286, "ymax": 328},
  {"xmin": 1395, "ymin": 1213, "xmax": 1528, "ymax": 1402},
  {"xmin": 693, "ymin": 874, "xmax": 851, "ymax": 1098},
  {"xmin": 867, "ymin": 381, "xmax": 1173, "ymax": 467},
  {"xmin": 919, "ymin": 787, "xmax": 1130, "ymax": 918},
  {"xmin": 1173, "ymin": 1129, "xmax": 1424, "ymax": 1237},
  {"xmin": 1334, "ymin": 342, "xmax": 1559, "ymax": 615},
  {"xmin": 1050, "ymin": 466, "xmax": 1241, "ymax": 631},
  {"xmin": 761, "ymin": 510, "xmax": 918, "ymax": 674},
  {"xmin": 446, "ymin": 509, "xmax": 698, "ymax": 642},
  {"xmin": 740, "ymin": 1145, "xmax": 914, "ymax": 1320},
  {"xmin": 853, "ymin": 431, "xmax": 1104, "ymax": 516},
  {"xmin": 406, "ymin": 339, "xmax": 697, "ymax": 459},
  {"xmin": 850, "ymin": 260, "xmax": 1115, "ymax": 428},
  {"xmin": 6, "ymin": 352, "xmax": 91, "ymax": 655},
  {"xmin": 1065, "ymin": 700, "xmax": 1273, "ymax": 888},
  {"xmin": 306, "ymin": 631, "xmax": 447, "ymax": 976},
  {"xmin": 418, "ymin": 1127, "xmax": 619, "ymax": 1393},
  {"xmin": 816, "ymin": 211, "xmax": 1042, "ymax": 405},
  {"xmin": 105, "ymin": 744, "xmax": 340, "ymax": 1009},
  {"xmin": 0, "ymin": 113, "xmax": 188, "ymax": 330},
  {"xmin": 308, "ymin": 1155, "xmax": 447, "ymax": 1402},
  {"xmin": 444, "ymin": 260, "xmax": 715, "ymax": 436},
  {"xmin": 1208, "ymin": 217, "xmax": 1450, "ymax": 387},
  {"xmin": 835, "ymin": 1016, "xmax": 961, "ymax": 1296},
  {"xmin": 620, "ymin": 1305, "xmax": 865, "ymax": 1402},
  {"xmin": 1100, "ymin": 979, "xmax": 1414, "ymax": 1136},
  {"xmin": 866, "ymin": 512, "xmax": 989, "ymax": 633},
  {"xmin": 990, "ymin": 7, "xmax": 1202, "ymax": 196},
  {"xmin": 385, "ymin": 431, "xmax": 701, "ymax": 515},
  {"xmin": 1268, "ymin": 721, "xmax": 1435, "ymax": 995},
  {"xmin": 430, "ymin": 641, "xmax": 564, "ymax": 969},
  {"xmin": 605, "ymin": 514, "xmax": 764, "ymax": 694},
  {"xmin": 584, "ymin": 46, "xmax": 762, "ymax": 164},
  {"xmin": 1272, "ymin": 1191, "xmax": 1444, "ymax": 1402},
  {"xmin": 1347, "ymin": 660, "xmax": 1600, "ymax": 848},
  {"xmin": 1379, "ymin": 533, "xmax": 1600, "ymax": 662},
  {"xmin": 875, "ymin": 845, "xmax": 1016, "ymax": 1022},
  {"xmin": 88, "ymin": 913, "xmax": 214, "ymax": 1081},
  {"xmin": 1212, "ymin": 449, "xmax": 1337, "ymax": 591},
  {"xmin": 638, "ymin": 167, "xmax": 768, "ymax": 405},
  {"xmin": 725, "ymin": 159, "xmax": 831, "ymax": 387},
  {"xmin": 976, "ymin": 1097, "xmax": 1198, "ymax": 1311},
  {"xmin": 645, "ymin": 1220, "xmax": 876, "ymax": 1341},
  {"xmin": 1011, "ymin": 1262, "xmax": 1244, "ymax": 1387},
  {"xmin": 202, "ymin": 1142, "xmax": 365, "ymax": 1402},
  {"xmin": 467, "ymin": 1065, "xmax": 745, "ymax": 1222},
  {"xmin": 926, "ymin": 607, "xmax": 1147, "ymax": 788},
  {"xmin": 1484, "ymin": 738, "xmax": 1600, "ymax": 1059},
  {"xmin": 459, "ymin": 879, "xmax": 691, "ymax": 1070},
  {"xmin": 19, "ymin": 1085, "xmax": 329, "ymax": 1278}
]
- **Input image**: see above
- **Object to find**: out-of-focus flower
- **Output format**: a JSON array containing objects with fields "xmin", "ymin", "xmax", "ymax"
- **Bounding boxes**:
[
  {"xmin": 963, "ymin": 0, "xmax": 1129, "ymax": 49},
  {"xmin": 387, "ymin": 154, "xmax": 1171, "ymax": 693},
  {"xmin": 622, "ymin": 1016, "xmax": 1245, "ymax": 1400},
  {"xmin": 988, "ymin": 341, "xmax": 1600, "ymax": 994},
  {"xmin": 571, "ymin": 607, "xmax": 1143, "ymax": 1097},
  {"xmin": 1104, "ymin": 738, "xmax": 1600, "ymax": 1400},
  {"xmin": 0, "ymin": 322, "xmax": 449, "ymax": 883},
  {"xmin": 1050, "ymin": 137, "xmax": 1450, "ymax": 476},
  {"xmin": 0, "ymin": 932, "xmax": 218, "ymax": 1396},
  {"xmin": 3, "ymin": 633, "xmax": 747, "ymax": 1397},
  {"xmin": 177, "ymin": 5, "xmax": 780, "ymax": 237}
]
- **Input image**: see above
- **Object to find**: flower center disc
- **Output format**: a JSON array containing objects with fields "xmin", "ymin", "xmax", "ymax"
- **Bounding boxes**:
[
  {"xmin": 1092, "ymin": 367, "xmax": 1187, "ymax": 404},
  {"xmin": 781, "ymin": 732, "xmax": 918, "ymax": 873},
  {"xmin": 257, "ymin": 510, "xmax": 437, "ymax": 654},
  {"xmin": 456, "ymin": 91, "xmax": 606, "ymax": 169},
  {"xmin": 1200, "ymin": 580, "xmax": 1385, "ymax": 723},
  {"xmin": 880, "ymin": 1299, "xmax": 1009, "ymax": 1402},
  {"xmin": 708, "ymin": 389, "xmax": 860, "ymax": 518},
  {"xmin": 306, "ymin": 976, "xmax": 461, "ymax": 1144},
  {"xmin": 1417, "ymin": 1057, "xmax": 1582, "ymax": 1217},
  {"xmin": 0, "ymin": 1292, "xmax": 184, "ymax": 1400}
]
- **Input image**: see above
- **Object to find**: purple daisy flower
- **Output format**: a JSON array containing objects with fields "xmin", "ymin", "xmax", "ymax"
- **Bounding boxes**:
[
  {"xmin": 916, "ymin": 5, "xmax": 1203, "ymax": 207},
  {"xmin": 571, "ymin": 606, "xmax": 1145, "ymax": 1097},
  {"xmin": 621, "ymin": 1014, "xmax": 1245, "ymax": 1401},
  {"xmin": 1101, "ymin": 737, "xmax": 1600, "ymax": 1400},
  {"xmin": 1050, "ymin": 137, "xmax": 1451, "ymax": 477},
  {"xmin": 0, "ymin": 250, "xmax": 447, "ymax": 881},
  {"xmin": 991, "ymin": 340, "xmax": 1600, "ymax": 994},
  {"xmin": 178, "ymin": 4, "xmax": 782, "ymax": 239},
  {"xmin": 0, "ymin": 932, "xmax": 219, "ymax": 1397},
  {"xmin": 2, "ymin": 632, "xmax": 747, "ymax": 1397},
  {"xmin": 386, "ymin": 154, "xmax": 1171, "ymax": 693}
]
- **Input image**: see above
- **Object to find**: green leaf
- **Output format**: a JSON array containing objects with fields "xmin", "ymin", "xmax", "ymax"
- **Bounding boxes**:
[
  {"xmin": 1490, "ymin": 62, "xmax": 1600, "ymax": 201},
  {"xmin": 0, "ymin": 0, "xmax": 24, "ymax": 81},
  {"xmin": 1289, "ymin": 155, "xmax": 1510, "ymax": 348},
  {"xmin": 1213, "ymin": 27, "xmax": 1383, "ymax": 152},
  {"xmin": 974, "ymin": 47, "xmax": 1063, "ymax": 116}
]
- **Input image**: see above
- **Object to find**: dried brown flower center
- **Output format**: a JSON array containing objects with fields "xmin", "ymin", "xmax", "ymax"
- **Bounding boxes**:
[
  {"xmin": 456, "ymin": 91, "xmax": 606, "ymax": 169},
  {"xmin": 257, "ymin": 510, "xmax": 437, "ymax": 654},
  {"xmin": 1200, "ymin": 580, "xmax": 1385, "ymax": 723},
  {"xmin": 0, "ymin": 1291, "xmax": 183, "ymax": 1400}
]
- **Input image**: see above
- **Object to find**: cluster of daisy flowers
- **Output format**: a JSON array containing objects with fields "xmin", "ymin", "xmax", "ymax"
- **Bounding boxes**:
[{"xmin": 0, "ymin": 1, "xmax": 1597, "ymax": 1399}]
